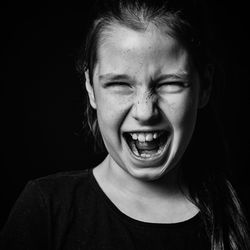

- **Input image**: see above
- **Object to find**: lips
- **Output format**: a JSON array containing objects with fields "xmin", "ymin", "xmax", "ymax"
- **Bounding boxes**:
[{"xmin": 123, "ymin": 130, "xmax": 170, "ymax": 159}]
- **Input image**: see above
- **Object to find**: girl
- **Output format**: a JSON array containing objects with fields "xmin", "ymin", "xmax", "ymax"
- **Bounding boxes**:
[{"xmin": 1, "ymin": 0, "xmax": 249, "ymax": 249}]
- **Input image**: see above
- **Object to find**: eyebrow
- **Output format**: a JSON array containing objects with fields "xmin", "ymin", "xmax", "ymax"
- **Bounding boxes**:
[
  {"xmin": 99, "ymin": 73, "xmax": 134, "ymax": 82},
  {"xmin": 99, "ymin": 72, "xmax": 190, "ymax": 82},
  {"xmin": 154, "ymin": 73, "xmax": 190, "ymax": 82}
]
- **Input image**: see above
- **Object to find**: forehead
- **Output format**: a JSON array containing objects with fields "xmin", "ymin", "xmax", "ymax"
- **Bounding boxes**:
[{"xmin": 96, "ymin": 23, "xmax": 191, "ymax": 78}]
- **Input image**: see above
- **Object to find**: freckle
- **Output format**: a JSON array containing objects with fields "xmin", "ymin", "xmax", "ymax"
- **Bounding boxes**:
[{"xmin": 169, "ymin": 103, "xmax": 176, "ymax": 111}]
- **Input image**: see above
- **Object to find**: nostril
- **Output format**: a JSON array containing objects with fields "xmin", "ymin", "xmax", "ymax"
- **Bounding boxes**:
[{"xmin": 132, "ymin": 103, "xmax": 159, "ymax": 123}]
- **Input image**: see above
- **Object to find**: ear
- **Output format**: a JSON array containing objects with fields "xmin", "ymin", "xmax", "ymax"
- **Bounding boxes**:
[
  {"xmin": 198, "ymin": 64, "xmax": 213, "ymax": 109},
  {"xmin": 85, "ymin": 70, "xmax": 97, "ymax": 109}
]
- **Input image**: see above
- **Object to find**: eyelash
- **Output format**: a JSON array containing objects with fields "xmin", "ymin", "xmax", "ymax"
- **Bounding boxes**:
[
  {"xmin": 157, "ymin": 81, "xmax": 189, "ymax": 88},
  {"xmin": 106, "ymin": 82, "xmax": 131, "ymax": 87},
  {"xmin": 105, "ymin": 81, "xmax": 190, "ymax": 92}
]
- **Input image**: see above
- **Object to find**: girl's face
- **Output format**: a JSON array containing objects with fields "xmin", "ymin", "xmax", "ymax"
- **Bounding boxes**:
[{"xmin": 86, "ymin": 23, "xmax": 207, "ymax": 180}]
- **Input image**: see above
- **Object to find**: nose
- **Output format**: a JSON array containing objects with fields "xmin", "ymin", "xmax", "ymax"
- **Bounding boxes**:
[{"xmin": 132, "ymin": 92, "xmax": 159, "ymax": 123}]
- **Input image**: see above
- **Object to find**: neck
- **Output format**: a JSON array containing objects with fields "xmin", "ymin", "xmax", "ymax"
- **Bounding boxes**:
[{"xmin": 95, "ymin": 155, "xmax": 187, "ymax": 202}]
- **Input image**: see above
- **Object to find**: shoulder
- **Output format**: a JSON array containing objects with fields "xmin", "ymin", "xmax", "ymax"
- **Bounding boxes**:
[
  {"xmin": 10, "ymin": 168, "xmax": 97, "ymax": 225},
  {"xmin": 29, "ymin": 169, "xmax": 94, "ymax": 202},
  {"xmin": 1, "ymin": 169, "xmax": 97, "ymax": 249},
  {"xmin": 33, "ymin": 169, "xmax": 92, "ymax": 188}
]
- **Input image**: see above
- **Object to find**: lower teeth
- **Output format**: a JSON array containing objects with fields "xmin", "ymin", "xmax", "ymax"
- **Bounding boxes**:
[
  {"xmin": 130, "ymin": 141, "xmax": 163, "ymax": 158},
  {"xmin": 141, "ymin": 153, "xmax": 150, "ymax": 158}
]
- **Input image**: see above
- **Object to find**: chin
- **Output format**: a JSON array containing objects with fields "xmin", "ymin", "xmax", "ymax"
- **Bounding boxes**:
[{"xmin": 125, "ymin": 163, "xmax": 171, "ymax": 181}]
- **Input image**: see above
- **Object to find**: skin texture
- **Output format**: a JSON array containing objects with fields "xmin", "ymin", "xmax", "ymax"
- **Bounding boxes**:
[{"xmin": 85, "ymin": 23, "xmax": 209, "ymax": 222}]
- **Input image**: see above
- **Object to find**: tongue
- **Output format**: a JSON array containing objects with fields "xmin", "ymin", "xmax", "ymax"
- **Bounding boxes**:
[{"xmin": 135, "ymin": 140, "xmax": 159, "ymax": 151}]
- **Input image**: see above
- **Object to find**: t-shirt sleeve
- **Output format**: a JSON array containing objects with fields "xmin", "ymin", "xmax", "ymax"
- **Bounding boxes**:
[{"xmin": 1, "ymin": 180, "xmax": 50, "ymax": 250}]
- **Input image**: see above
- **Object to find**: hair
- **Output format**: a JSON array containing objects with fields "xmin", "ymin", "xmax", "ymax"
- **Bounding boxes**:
[{"xmin": 76, "ymin": 0, "xmax": 250, "ymax": 249}]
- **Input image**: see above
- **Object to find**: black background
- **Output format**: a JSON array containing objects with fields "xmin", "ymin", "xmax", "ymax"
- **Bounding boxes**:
[{"xmin": 3, "ymin": 1, "xmax": 250, "ymax": 228}]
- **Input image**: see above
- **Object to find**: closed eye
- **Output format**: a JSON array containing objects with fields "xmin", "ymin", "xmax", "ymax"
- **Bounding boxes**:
[
  {"xmin": 104, "ymin": 82, "xmax": 131, "ymax": 88},
  {"xmin": 157, "ymin": 81, "xmax": 190, "ymax": 93},
  {"xmin": 103, "ymin": 82, "xmax": 133, "ymax": 95}
]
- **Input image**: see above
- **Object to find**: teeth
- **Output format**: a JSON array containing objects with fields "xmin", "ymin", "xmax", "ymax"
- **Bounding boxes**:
[
  {"xmin": 136, "ymin": 146, "xmax": 164, "ymax": 159},
  {"xmin": 127, "ymin": 132, "xmax": 167, "ymax": 159},
  {"xmin": 157, "ymin": 148, "xmax": 162, "ymax": 154},
  {"xmin": 130, "ymin": 132, "xmax": 162, "ymax": 141},
  {"xmin": 140, "ymin": 153, "xmax": 151, "ymax": 158},
  {"xmin": 138, "ymin": 134, "xmax": 146, "ymax": 142},
  {"xmin": 145, "ymin": 133, "xmax": 153, "ymax": 141},
  {"xmin": 132, "ymin": 133, "xmax": 138, "ymax": 140}
]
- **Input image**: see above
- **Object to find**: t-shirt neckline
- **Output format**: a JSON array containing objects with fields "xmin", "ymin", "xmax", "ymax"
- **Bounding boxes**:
[{"xmin": 88, "ymin": 168, "xmax": 201, "ymax": 230}]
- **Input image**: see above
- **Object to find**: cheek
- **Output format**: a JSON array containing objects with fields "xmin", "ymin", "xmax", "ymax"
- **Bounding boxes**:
[
  {"xmin": 95, "ymin": 90, "xmax": 131, "ymax": 127},
  {"xmin": 161, "ymin": 91, "xmax": 198, "ymax": 129}
]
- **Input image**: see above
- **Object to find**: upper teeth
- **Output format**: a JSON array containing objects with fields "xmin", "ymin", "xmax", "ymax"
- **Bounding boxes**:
[{"xmin": 130, "ymin": 132, "xmax": 161, "ymax": 142}]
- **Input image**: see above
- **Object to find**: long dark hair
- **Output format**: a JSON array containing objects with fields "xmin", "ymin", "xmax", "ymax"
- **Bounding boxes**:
[{"xmin": 76, "ymin": 0, "xmax": 250, "ymax": 249}]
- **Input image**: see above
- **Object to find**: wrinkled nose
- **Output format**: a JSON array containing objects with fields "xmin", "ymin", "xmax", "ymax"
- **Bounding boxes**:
[{"xmin": 132, "ymin": 93, "xmax": 159, "ymax": 123}]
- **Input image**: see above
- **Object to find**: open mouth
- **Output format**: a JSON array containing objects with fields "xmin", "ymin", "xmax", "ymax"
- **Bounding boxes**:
[{"xmin": 123, "ymin": 130, "xmax": 171, "ymax": 160}]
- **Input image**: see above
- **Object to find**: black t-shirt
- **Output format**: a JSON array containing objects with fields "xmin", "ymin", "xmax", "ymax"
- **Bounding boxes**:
[{"xmin": 1, "ymin": 169, "xmax": 210, "ymax": 249}]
